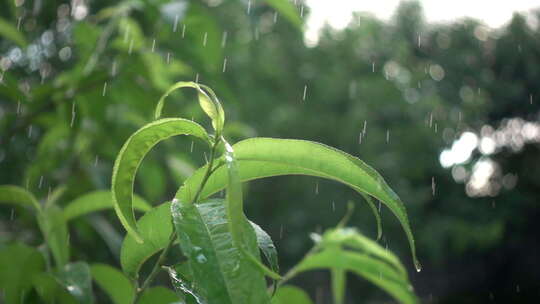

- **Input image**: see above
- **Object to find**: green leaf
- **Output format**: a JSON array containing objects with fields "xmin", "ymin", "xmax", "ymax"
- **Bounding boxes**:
[
  {"xmin": 250, "ymin": 221, "xmax": 279, "ymax": 274},
  {"xmin": 359, "ymin": 192, "xmax": 382, "ymax": 240},
  {"xmin": 165, "ymin": 265, "xmax": 202, "ymax": 303},
  {"xmin": 223, "ymin": 140, "xmax": 280, "ymax": 279},
  {"xmin": 137, "ymin": 287, "xmax": 178, "ymax": 304},
  {"xmin": 271, "ymin": 286, "xmax": 313, "ymax": 304},
  {"xmin": 91, "ymin": 264, "xmax": 134, "ymax": 304},
  {"xmin": 176, "ymin": 138, "xmax": 420, "ymax": 270},
  {"xmin": 0, "ymin": 243, "xmax": 46, "ymax": 304},
  {"xmin": 112, "ymin": 118, "xmax": 211, "ymax": 242},
  {"xmin": 120, "ymin": 202, "xmax": 173, "ymax": 279},
  {"xmin": 0, "ymin": 185, "xmax": 41, "ymax": 211},
  {"xmin": 56, "ymin": 262, "xmax": 94, "ymax": 304},
  {"xmin": 292, "ymin": 228, "xmax": 417, "ymax": 304},
  {"xmin": 264, "ymin": 0, "xmax": 303, "ymax": 29},
  {"xmin": 171, "ymin": 199, "xmax": 271, "ymax": 304},
  {"xmin": 153, "ymin": 81, "xmax": 225, "ymax": 134},
  {"xmin": 37, "ymin": 205, "xmax": 70, "ymax": 267},
  {"xmin": 63, "ymin": 190, "xmax": 151, "ymax": 222},
  {"xmin": 0, "ymin": 17, "xmax": 27, "ymax": 47}
]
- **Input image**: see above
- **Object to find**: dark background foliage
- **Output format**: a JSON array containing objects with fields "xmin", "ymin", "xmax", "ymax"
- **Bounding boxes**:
[{"xmin": 1, "ymin": 0, "xmax": 539, "ymax": 303}]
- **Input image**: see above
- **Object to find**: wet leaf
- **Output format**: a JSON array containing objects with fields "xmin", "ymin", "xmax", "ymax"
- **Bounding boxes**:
[
  {"xmin": 176, "ymin": 138, "xmax": 419, "ymax": 269},
  {"xmin": 250, "ymin": 221, "xmax": 279, "ymax": 275},
  {"xmin": 32, "ymin": 272, "xmax": 78, "ymax": 304},
  {"xmin": 0, "ymin": 185, "xmax": 41, "ymax": 211},
  {"xmin": 112, "ymin": 118, "xmax": 211, "ymax": 242},
  {"xmin": 264, "ymin": 0, "xmax": 303, "ymax": 29},
  {"xmin": 137, "ymin": 286, "xmax": 178, "ymax": 304},
  {"xmin": 0, "ymin": 243, "xmax": 46, "ymax": 304},
  {"xmin": 120, "ymin": 202, "xmax": 173, "ymax": 279},
  {"xmin": 56, "ymin": 262, "xmax": 94, "ymax": 304},
  {"xmin": 271, "ymin": 286, "xmax": 313, "ymax": 304},
  {"xmin": 171, "ymin": 199, "xmax": 271, "ymax": 304},
  {"xmin": 91, "ymin": 264, "xmax": 134, "ymax": 304},
  {"xmin": 37, "ymin": 205, "xmax": 70, "ymax": 267},
  {"xmin": 63, "ymin": 190, "xmax": 151, "ymax": 222}
]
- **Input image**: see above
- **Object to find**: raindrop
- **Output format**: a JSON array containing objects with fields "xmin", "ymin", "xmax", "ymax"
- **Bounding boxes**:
[
  {"xmin": 279, "ymin": 225, "xmax": 284, "ymax": 239},
  {"xmin": 222, "ymin": 57, "xmax": 227, "ymax": 73},
  {"xmin": 302, "ymin": 84, "xmax": 307, "ymax": 101},
  {"xmin": 70, "ymin": 102, "xmax": 76, "ymax": 127},
  {"xmin": 128, "ymin": 39, "xmax": 134, "ymax": 54},
  {"xmin": 530, "ymin": 94, "xmax": 533, "ymax": 104},
  {"xmin": 190, "ymin": 140, "xmax": 194, "ymax": 153},
  {"xmin": 151, "ymin": 39, "xmax": 156, "ymax": 52},
  {"xmin": 202, "ymin": 32, "xmax": 207, "ymax": 47},
  {"xmin": 363, "ymin": 120, "xmax": 367, "ymax": 136},
  {"xmin": 386, "ymin": 129, "xmax": 390, "ymax": 143},
  {"xmin": 167, "ymin": 52, "xmax": 171, "ymax": 64},
  {"xmin": 28, "ymin": 125, "xmax": 32, "ymax": 138},
  {"xmin": 418, "ymin": 34, "xmax": 421, "ymax": 47},
  {"xmin": 17, "ymin": 17, "xmax": 22, "ymax": 31},
  {"xmin": 414, "ymin": 260, "xmax": 422, "ymax": 272},
  {"xmin": 273, "ymin": 11, "xmax": 278, "ymax": 23},
  {"xmin": 173, "ymin": 14, "xmax": 179, "ymax": 32},
  {"xmin": 111, "ymin": 60, "xmax": 117, "ymax": 76},
  {"xmin": 196, "ymin": 253, "xmax": 207, "ymax": 263},
  {"xmin": 372, "ymin": 62, "xmax": 375, "ymax": 72},
  {"xmin": 195, "ymin": 73, "xmax": 199, "ymax": 83},
  {"xmin": 247, "ymin": 0, "xmax": 251, "ymax": 14},
  {"xmin": 182, "ymin": 24, "xmax": 186, "ymax": 38},
  {"xmin": 435, "ymin": 123, "xmax": 438, "ymax": 133},
  {"xmin": 221, "ymin": 31, "xmax": 228, "ymax": 48},
  {"xmin": 315, "ymin": 181, "xmax": 319, "ymax": 194},
  {"xmin": 102, "ymin": 82, "xmax": 107, "ymax": 96},
  {"xmin": 94, "ymin": 155, "xmax": 99, "ymax": 166},
  {"xmin": 38, "ymin": 176, "xmax": 44, "ymax": 189},
  {"xmin": 332, "ymin": 201, "xmax": 335, "ymax": 211},
  {"xmin": 432, "ymin": 176, "xmax": 436, "ymax": 196},
  {"xmin": 10, "ymin": 208, "xmax": 15, "ymax": 220},
  {"xmin": 300, "ymin": 5, "xmax": 304, "ymax": 18},
  {"xmin": 429, "ymin": 112, "xmax": 433, "ymax": 128},
  {"xmin": 172, "ymin": 198, "xmax": 179, "ymax": 204},
  {"xmin": 358, "ymin": 132, "xmax": 362, "ymax": 144}
]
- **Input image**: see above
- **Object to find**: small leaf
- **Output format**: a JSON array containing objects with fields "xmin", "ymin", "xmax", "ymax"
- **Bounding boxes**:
[
  {"xmin": 0, "ymin": 243, "xmax": 46, "ymax": 304},
  {"xmin": 271, "ymin": 286, "xmax": 313, "ymax": 304},
  {"xmin": 171, "ymin": 199, "xmax": 271, "ymax": 304},
  {"xmin": 153, "ymin": 81, "xmax": 225, "ymax": 134},
  {"xmin": 63, "ymin": 190, "xmax": 151, "ymax": 222},
  {"xmin": 56, "ymin": 262, "xmax": 94, "ymax": 304},
  {"xmin": 0, "ymin": 185, "xmax": 41, "ymax": 211},
  {"xmin": 91, "ymin": 264, "xmax": 134, "ymax": 304},
  {"xmin": 165, "ymin": 266, "xmax": 202, "ymax": 303},
  {"xmin": 0, "ymin": 17, "xmax": 28, "ymax": 47},
  {"xmin": 112, "ymin": 118, "xmax": 211, "ymax": 242},
  {"xmin": 176, "ymin": 138, "xmax": 419, "ymax": 269},
  {"xmin": 137, "ymin": 287, "xmax": 178, "ymax": 304},
  {"xmin": 37, "ymin": 205, "xmax": 70, "ymax": 267},
  {"xmin": 120, "ymin": 202, "xmax": 173, "ymax": 279}
]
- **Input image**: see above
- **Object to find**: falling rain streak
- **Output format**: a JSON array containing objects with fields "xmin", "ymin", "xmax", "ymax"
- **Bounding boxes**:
[
  {"xmin": 432, "ymin": 176, "xmax": 436, "ymax": 196},
  {"xmin": 303, "ymin": 85, "xmax": 307, "ymax": 101},
  {"xmin": 222, "ymin": 58, "xmax": 227, "ymax": 73},
  {"xmin": 221, "ymin": 31, "xmax": 228, "ymax": 48},
  {"xmin": 70, "ymin": 102, "xmax": 76, "ymax": 127},
  {"xmin": 386, "ymin": 130, "xmax": 390, "ymax": 143},
  {"xmin": 102, "ymin": 82, "xmax": 107, "ymax": 96}
]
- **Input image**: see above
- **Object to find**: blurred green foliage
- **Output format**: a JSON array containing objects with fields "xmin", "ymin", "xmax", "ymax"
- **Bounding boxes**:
[{"xmin": 1, "ymin": 0, "xmax": 539, "ymax": 303}]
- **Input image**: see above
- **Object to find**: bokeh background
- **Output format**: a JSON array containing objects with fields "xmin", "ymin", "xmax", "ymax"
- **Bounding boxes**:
[{"xmin": 1, "ymin": 0, "xmax": 540, "ymax": 303}]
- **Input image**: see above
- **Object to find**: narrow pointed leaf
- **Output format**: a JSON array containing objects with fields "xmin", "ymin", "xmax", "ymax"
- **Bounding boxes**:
[
  {"xmin": 176, "ymin": 138, "xmax": 419, "ymax": 269},
  {"xmin": 90, "ymin": 264, "xmax": 134, "ymax": 304},
  {"xmin": 56, "ymin": 262, "xmax": 94, "ymax": 304},
  {"xmin": 271, "ymin": 286, "xmax": 313, "ymax": 304},
  {"xmin": 359, "ymin": 192, "xmax": 382, "ymax": 240},
  {"xmin": 171, "ymin": 199, "xmax": 271, "ymax": 304},
  {"xmin": 112, "ymin": 118, "xmax": 211, "ymax": 242},
  {"xmin": 37, "ymin": 205, "xmax": 70, "ymax": 267},
  {"xmin": 250, "ymin": 221, "xmax": 279, "ymax": 274},
  {"xmin": 0, "ymin": 185, "xmax": 41, "ymax": 211},
  {"xmin": 63, "ymin": 191, "xmax": 151, "ymax": 222},
  {"xmin": 120, "ymin": 202, "xmax": 173, "ymax": 279}
]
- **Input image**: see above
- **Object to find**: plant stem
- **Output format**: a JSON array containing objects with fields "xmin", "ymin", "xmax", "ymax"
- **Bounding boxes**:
[{"xmin": 131, "ymin": 138, "xmax": 221, "ymax": 303}]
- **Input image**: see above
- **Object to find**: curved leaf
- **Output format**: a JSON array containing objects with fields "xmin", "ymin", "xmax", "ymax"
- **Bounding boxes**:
[
  {"xmin": 91, "ymin": 264, "xmax": 134, "ymax": 304},
  {"xmin": 250, "ymin": 221, "xmax": 279, "ymax": 274},
  {"xmin": 56, "ymin": 262, "xmax": 94, "ymax": 304},
  {"xmin": 271, "ymin": 286, "xmax": 313, "ymax": 304},
  {"xmin": 264, "ymin": 0, "xmax": 303, "ymax": 29},
  {"xmin": 0, "ymin": 17, "xmax": 28, "ymax": 47},
  {"xmin": 291, "ymin": 228, "xmax": 417, "ymax": 304},
  {"xmin": 176, "ymin": 138, "xmax": 419, "ymax": 270},
  {"xmin": 0, "ymin": 185, "xmax": 41, "ymax": 211},
  {"xmin": 171, "ymin": 199, "xmax": 271, "ymax": 304},
  {"xmin": 112, "ymin": 118, "xmax": 211, "ymax": 242},
  {"xmin": 63, "ymin": 191, "xmax": 151, "ymax": 222},
  {"xmin": 120, "ymin": 202, "xmax": 173, "ymax": 279},
  {"xmin": 153, "ymin": 81, "xmax": 225, "ymax": 134}
]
